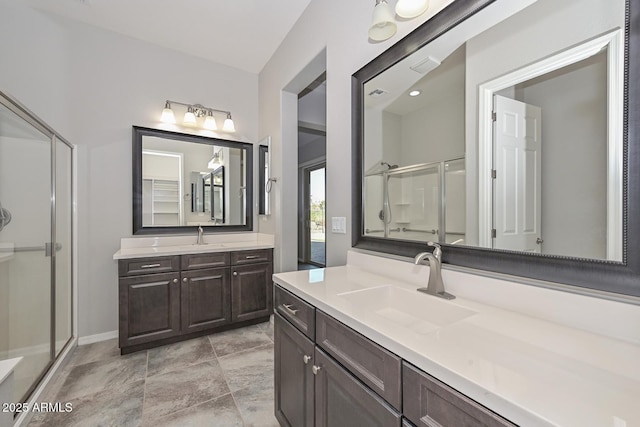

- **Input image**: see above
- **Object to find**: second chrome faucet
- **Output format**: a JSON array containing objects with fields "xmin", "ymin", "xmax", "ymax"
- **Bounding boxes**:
[{"xmin": 414, "ymin": 241, "xmax": 455, "ymax": 300}]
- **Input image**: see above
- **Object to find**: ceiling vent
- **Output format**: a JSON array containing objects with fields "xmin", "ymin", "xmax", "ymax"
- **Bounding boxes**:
[
  {"xmin": 368, "ymin": 88, "xmax": 388, "ymax": 97},
  {"xmin": 410, "ymin": 56, "xmax": 441, "ymax": 74}
]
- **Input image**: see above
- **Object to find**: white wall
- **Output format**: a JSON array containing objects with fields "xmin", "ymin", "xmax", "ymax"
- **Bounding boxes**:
[
  {"xmin": 258, "ymin": 0, "xmax": 456, "ymax": 272},
  {"xmin": 1, "ymin": 3, "xmax": 259, "ymax": 338}
]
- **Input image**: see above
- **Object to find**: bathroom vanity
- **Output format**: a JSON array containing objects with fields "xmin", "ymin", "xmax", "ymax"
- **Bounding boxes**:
[
  {"xmin": 113, "ymin": 234, "xmax": 273, "ymax": 354},
  {"xmin": 273, "ymin": 251, "xmax": 640, "ymax": 427}
]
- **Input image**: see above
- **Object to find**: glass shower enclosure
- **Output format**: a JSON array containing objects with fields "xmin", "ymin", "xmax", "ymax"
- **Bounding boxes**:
[
  {"xmin": 0, "ymin": 90, "xmax": 73, "ymax": 404},
  {"xmin": 364, "ymin": 158, "xmax": 466, "ymax": 244}
]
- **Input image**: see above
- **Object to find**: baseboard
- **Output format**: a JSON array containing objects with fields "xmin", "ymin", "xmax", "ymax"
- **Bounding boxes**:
[{"xmin": 77, "ymin": 330, "xmax": 118, "ymax": 346}]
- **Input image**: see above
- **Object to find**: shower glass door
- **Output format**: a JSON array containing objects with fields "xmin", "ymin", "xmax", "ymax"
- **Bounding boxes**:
[{"xmin": 0, "ymin": 101, "xmax": 53, "ymax": 402}]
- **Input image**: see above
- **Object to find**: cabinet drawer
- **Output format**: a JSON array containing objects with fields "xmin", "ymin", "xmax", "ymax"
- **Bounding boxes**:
[
  {"xmin": 403, "ymin": 362, "xmax": 516, "ymax": 427},
  {"xmin": 118, "ymin": 256, "xmax": 179, "ymax": 276},
  {"xmin": 275, "ymin": 285, "xmax": 315, "ymax": 340},
  {"xmin": 230, "ymin": 249, "xmax": 272, "ymax": 265},
  {"xmin": 316, "ymin": 310, "xmax": 402, "ymax": 411},
  {"xmin": 181, "ymin": 252, "xmax": 229, "ymax": 270}
]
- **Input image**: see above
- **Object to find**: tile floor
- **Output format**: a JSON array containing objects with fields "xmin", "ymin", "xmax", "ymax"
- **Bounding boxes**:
[{"xmin": 28, "ymin": 318, "xmax": 278, "ymax": 427}]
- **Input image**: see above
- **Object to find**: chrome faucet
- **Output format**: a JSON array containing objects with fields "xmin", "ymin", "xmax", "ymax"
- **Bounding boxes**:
[
  {"xmin": 414, "ymin": 242, "xmax": 455, "ymax": 300},
  {"xmin": 196, "ymin": 225, "xmax": 205, "ymax": 245}
]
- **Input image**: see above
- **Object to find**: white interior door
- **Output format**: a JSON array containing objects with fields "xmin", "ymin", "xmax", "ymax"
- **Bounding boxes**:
[{"xmin": 493, "ymin": 95, "xmax": 542, "ymax": 253}]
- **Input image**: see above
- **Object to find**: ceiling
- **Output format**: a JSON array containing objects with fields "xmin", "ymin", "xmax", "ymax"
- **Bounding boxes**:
[{"xmin": 26, "ymin": 0, "xmax": 313, "ymax": 74}]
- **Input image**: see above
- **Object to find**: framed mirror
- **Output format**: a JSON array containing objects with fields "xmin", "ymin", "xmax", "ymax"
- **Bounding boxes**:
[
  {"xmin": 133, "ymin": 126, "xmax": 253, "ymax": 234},
  {"xmin": 353, "ymin": 0, "xmax": 640, "ymax": 297},
  {"xmin": 258, "ymin": 144, "xmax": 269, "ymax": 215}
]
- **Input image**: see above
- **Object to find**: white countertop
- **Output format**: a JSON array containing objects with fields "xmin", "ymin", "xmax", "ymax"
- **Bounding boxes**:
[
  {"xmin": 273, "ymin": 252, "xmax": 640, "ymax": 427},
  {"xmin": 113, "ymin": 233, "xmax": 274, "ymax": 260}
]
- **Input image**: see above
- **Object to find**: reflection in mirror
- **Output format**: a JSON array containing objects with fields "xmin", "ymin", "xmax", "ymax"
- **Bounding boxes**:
[
  {"xmin": 258, "ymin": 138, "xmax": 271, "ymax": 215},
  {"xmin": 133, "ymin": 126, "xmax": 253, "ymax": 234},
  {"xmin": 363, "ymin": 0, "xmax": 624, "ymax": 261}
]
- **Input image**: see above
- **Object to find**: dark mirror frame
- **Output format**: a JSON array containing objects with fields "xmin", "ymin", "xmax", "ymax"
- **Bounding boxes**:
[
  {"xmin": 133, "ymin": 126, "xmax": 253, "ymax": 235},
  {"xmin": 352, "ymin": 0, "xmax": 640, "ymax": 297}
]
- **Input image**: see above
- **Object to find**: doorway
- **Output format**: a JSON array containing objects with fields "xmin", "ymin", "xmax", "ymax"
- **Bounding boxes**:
[
  {"xmin": 297, "ymin": 73, "xmax": 326, "ymax": 270},
  {"xmin": 301, "ymin": 163, "xmax": 326, "ymax": 267}
]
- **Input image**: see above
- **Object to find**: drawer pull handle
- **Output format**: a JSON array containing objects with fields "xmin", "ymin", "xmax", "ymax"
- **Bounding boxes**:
[
  {"xmin": 312, "ymin": 365, "xmax": 321, "ymax": 375},
  {"xmin": 245, "ymin": 255, "xmax": 260, "ymax": 259},
  {"xmin": 173, "ymin": 279, "xmax": 178, "ymax": 284},
  {"xmin": 282, "ymin": 304, "xmax": 298, "ymax": 315},
  {"xmin": 140, "ymin": 263, "xmax": 161, "ymax": 269},
  {"xmin": 303, "ymin": 355, "xmax": 312, "ymax": 365},
  {"xmin": 183, "ymin": 277, "xmax": 188, "ymax": 282}
]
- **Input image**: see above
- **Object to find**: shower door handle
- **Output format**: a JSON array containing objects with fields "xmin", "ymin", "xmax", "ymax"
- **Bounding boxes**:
[{"xmin": 536, "ymin": 237, "xmax": 544, "ymax": 244}]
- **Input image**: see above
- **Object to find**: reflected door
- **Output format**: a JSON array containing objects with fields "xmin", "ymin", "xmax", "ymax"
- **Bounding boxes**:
[
  {"xmin": 0, "ymin": 102, "xmax": 53, "ymax": 402},
  {"xmin": 493, "ymin": 95, "xmax": 542, "ymax": 253}
]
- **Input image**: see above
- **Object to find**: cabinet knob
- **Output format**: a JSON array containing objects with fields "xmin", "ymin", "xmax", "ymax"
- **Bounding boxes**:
[
  {"xmin": 303, "ymin": 355, "xmax": 311, "ymax": 365},
  {"xmin": 183, "ymin": 277, "xmax": 188, "ymax": 282},
  {"xmin": 173, "ymin": 278, "xmax": 178, "ymax": 284},
  {"xmin": 233, "ymin": 271, "xmax": 238, "ymax": 276},
  {"xmin": 312, "ymin": 365, "xmax": 321, "ymax": 375}
]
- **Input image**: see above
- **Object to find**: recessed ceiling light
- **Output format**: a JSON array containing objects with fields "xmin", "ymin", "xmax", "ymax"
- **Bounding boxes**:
[{"xmin": 409, "ymin": 90, "xmax": 422, "ymax": 97}]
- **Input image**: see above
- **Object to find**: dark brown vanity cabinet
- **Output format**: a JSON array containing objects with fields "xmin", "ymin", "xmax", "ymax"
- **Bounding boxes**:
[
  {"xmin": 274, "ymin": 284, "xmax": 516, "ymax": 427},
  {"xmin": 274, "ymin": 285, "xmax": 401, "ymax": 427},
  {"xmin": 118, "ymin": 249, "xmax": 272, "ymax": 354}
]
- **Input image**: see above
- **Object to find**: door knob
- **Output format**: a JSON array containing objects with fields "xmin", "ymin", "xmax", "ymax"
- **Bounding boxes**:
[
  {"xmin": 536, "ymin": 237, "xmax": 544, "ymax": 244},
  {"xmin": 303, "ymin": 355, "xmax": 311, "ymax": 365},
  {"xmin": 173, "ymin": 278, "xmax": 178, "ymax": 284},
  {"xmin": 183, "ymin": 277, "xmax": 188, "ymax": 282},
  {"xmin": 233, "ymin": 271, "xmax": 238, "ymax": 276},
  {"xmin": 312, "ymin": 365, "xmax": 321, "ymax": 375}
]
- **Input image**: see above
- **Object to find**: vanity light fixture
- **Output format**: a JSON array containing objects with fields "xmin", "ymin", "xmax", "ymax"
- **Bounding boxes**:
[
  {"xmin": 160, "ymin": 101, "xmax": 176, "ymax": 124},
  {"xmin": 369, "ymin": 0, "xmax": 397, "ymax": 41},
  {"xmin": 159, "ymin": 100, "xmax": 236, "ymax": 132},
  {"xmin": 223, "ymin": 113, "xmax": 236, "ymax": 133},
  {"xmin": 409, "ymin": 90, "xmax": 422, "ymax": 97},
  {"xmin": 395, "ymin": 0, "xmax": 429, "ymax": 19}
]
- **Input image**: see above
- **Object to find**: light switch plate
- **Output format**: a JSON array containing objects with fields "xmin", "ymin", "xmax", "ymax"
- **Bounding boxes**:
[{"xmin": 331, "ymin": 217, "xmax": 347, "ymax": 234}]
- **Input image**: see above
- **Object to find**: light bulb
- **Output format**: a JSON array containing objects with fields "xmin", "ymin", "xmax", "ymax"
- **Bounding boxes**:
[
  {"xmin": 183, "ymin": 107, "xmax": 196, "ymax": 125},
  {"xmin": 369, "ymin": 0, "xmax": 397, "ymax": 41},
  {"xmin": 223, "ymin": 114, "xmax": 236, "ymax": 132},
  {"xmin": 160, "ymin": 102, "xmax": 176, "ymax": 124},
  {"xmin": 204, "ymin": 112, "xmax": 217, "ymax": 130},
  {"xmin": 395, "ymin": 0, "xmax": 429, "ymax": 18}
]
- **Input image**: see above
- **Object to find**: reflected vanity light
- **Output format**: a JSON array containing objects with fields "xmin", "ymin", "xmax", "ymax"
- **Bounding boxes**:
[
  {"xmin": 207, "ymin": 151, "xmax": 223, "ymax": 170},
  {"xmin": 409, "ymin": 90, "xmax": 422, "ymax": 97},
  {"xmin": 160, "ymin": 100, "xmax": 235, "ymax": 132}
]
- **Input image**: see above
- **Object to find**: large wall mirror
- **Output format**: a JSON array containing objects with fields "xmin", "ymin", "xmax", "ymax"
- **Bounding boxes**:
[
  {"xmin": 353, "ymin": 0, "xmax": 640, "ymax": 297},
  {"xmin": 133, "ymin": 126, "xmax": 253, "ymax": 234}
]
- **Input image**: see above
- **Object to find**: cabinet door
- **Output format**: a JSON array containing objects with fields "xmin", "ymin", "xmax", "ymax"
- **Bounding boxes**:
[
  {"xmin": 181, "ymin": 267, "xmax": 231, "ymax": 333},
  {"xmin": 231, "ymin": 262, "xmax": 273, "ymax": 322},
  {"xmin": 314, "ymin": 348, "xmax": 402, "ymax": 427},
  {"xmin": 119, "ymin": 272, "xmax": 181, "ymax": 348},
  {"xmin": 274, "ymin": 314, "xmax": 315, "ymax": 427},
  {"xmin": 403, "ymin": 362, "xmax": 516, "ymax": 427}
]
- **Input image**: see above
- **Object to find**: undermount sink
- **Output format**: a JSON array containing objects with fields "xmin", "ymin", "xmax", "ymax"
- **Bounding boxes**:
[
  {"xmin": 338, "ymin": 285, "xmax": 476, "ymax": 335},
  {"xmin": 190, "ymin": 243, "xmax": 225, "ymax": 248}
]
